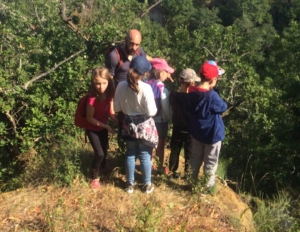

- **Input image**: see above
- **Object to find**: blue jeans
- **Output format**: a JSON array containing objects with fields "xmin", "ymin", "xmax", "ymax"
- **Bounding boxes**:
[{"xmin": 125, "ymin": 140, "xmax": 152, "ymax": 185}]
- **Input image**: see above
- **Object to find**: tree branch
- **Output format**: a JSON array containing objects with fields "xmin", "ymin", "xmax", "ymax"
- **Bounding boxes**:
[
  {"xmin": 34, "ymin": 5, "xmax": 44, "ymax": 29},
  {"xmin": 202, "ymin": 46, "xmax": 216, "ymax": 60},
  {"xmin": 5, "ymin": 111, "xmax": 17, "ymax": 135},
  {"xmin": 60, "ymin": 0, "xmax": 89, "ymax": 41},
  {"xmin": 22, "ymin": 49, "xmax": 84, "ymax": 90},
  {"xmin": 130, "ymin": 0, "xmax": 163, "ymax": 27}
]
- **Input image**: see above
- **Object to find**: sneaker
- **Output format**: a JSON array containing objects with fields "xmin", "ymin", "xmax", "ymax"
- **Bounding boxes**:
[
  {"xmin": 172, "ymin": 172, "xmax": 180, "ymax": 179},
  {"xmin": 164, "ymin": 167, "xmax": 169, "ymax": 175},
  {"xmin": 143, "ymin": 184, "xmax": 154, "ymax": 194},
  {"xmin": 125, "ymin": 183, "xmax": 134, "ymax": 194},
  {"xmin": 90, "ymin": 179, "xmax": 100, "ymax": 190},
  {"xmin": 152, "ymin": 164, "xmax": 157, "ymax": 171},
  {"xmin": 180, "ymin": 174, "xmax": 188, "ymax": 180},
  {"xmin": 155, "ymin": 167, "xmax": 169, "ymax": 176}
]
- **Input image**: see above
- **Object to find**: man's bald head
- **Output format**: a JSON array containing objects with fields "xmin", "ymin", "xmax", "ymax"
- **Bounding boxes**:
[
  {"xmin": 127, "ymin": 29, "xmax": 142, "ymax": 41},
  {"xmin": 125, "ymin": 29, "xmax": 142, "ymax": 55}
]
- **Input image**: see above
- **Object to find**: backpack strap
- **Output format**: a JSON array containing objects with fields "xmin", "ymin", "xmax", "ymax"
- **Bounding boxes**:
[
  {"xmin": 114, "ymin": 46, "xmax": 123, "ymax": 71},
  {"xmin": 84, "ymin": 93, "xmax": 91, "ymax": 144},
  {"xmin": 115, "ymin": 46, "xmax": 141, "ymax": 71},
  {"xmin": 84, "ymin": 129, "xmax": 87, "ymax": 144}
]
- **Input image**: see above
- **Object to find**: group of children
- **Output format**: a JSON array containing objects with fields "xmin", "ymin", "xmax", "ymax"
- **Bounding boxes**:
[{"xmin": 82, "ymin": 56, "xmax": 227, "ymax": 194}]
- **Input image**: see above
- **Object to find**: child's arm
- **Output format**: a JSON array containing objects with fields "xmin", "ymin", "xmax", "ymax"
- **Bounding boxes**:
[
  {"xmin": 161, "ymin": 88, "xmax": 171, "ymax": 121},
  {"xmin": 144, "ymin": 84, "xmax": 158, "ymax": 117},
  {"xmin": 109, "ymin": 100, "xmax": 118, "ymax": 126},
  {"xmin": 211, "ymin": 92, "xmax": 227, "ymax": 114},
  {"xmin": 113, "ymin": 84, "xmax": 122, "ymax": 113},
  {"xmin": 86, "ymin": 104, "xmax": 115, "ymax": 134}
]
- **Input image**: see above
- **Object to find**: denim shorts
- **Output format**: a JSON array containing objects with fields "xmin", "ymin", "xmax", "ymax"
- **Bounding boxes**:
[{"xmin": 155, "ymin": 122, "xmax": 168, "ymax": 139}]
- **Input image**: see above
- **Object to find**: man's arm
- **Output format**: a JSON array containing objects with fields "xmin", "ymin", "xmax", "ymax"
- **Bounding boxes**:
[{"xmin": 146, "ymin": 55, "xmax": 152, "ymax": 61}]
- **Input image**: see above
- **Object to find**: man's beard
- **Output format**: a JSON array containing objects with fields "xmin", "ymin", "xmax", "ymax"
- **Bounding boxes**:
[{"xmin": 126, "ymin": 46, "xmax": 135, "ymax": 55}]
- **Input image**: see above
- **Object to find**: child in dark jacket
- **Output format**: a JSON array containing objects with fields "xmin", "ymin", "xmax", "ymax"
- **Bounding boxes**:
[
  {"xmin": 168, "ymin": 68, "xmax": 200, "ymax": 178},
  {"xmin": 183, "ymin": 61, "xmax": 227, "ymax": 188}
]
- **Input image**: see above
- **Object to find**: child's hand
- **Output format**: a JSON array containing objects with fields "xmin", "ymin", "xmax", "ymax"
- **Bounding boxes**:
[
  {"xmin": 106, "ymin": 125, "xmax": 115, "ymax": 134},
  {"xmin": 168, "ymin": 76, "xmax": 174, "ymax": 82},
  {"xmin": 110, "ymin": 114, "xmax": 118, "ymax": 126}
]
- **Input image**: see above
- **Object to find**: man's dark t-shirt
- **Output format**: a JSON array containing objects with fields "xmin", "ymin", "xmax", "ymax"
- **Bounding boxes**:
[{"xmin": 105, "ymin": 46, "xmax": 146, "ymax": 85}]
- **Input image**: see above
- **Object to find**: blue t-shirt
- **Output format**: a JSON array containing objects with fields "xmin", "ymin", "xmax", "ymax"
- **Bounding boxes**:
[{"xmin": 183, "ymin": 89, "xmax": 227, "ymax": 144}]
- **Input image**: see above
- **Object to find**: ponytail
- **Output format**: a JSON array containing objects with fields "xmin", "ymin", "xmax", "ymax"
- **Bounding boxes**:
[{"xmin": 127, "ymin": 69, "xmax": 141, "ymax": 93}]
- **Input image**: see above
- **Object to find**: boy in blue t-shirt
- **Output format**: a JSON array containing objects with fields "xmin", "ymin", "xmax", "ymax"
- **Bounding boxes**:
[{"xmin": 183, "ymin": 61, "xmax": 227, "ymax": 188}]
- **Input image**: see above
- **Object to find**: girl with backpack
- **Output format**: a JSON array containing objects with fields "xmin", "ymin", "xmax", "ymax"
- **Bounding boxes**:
[
  {"xmin": 85, "ymin": 68, "xmax": 117, "ymax": 190},
  {"xmin": 147, "ymin": 58, "xmax": 174, "ymax": 175},
  {"xmin": 114, "ymin": 56, "xmax": 158, "ymax": 194}
]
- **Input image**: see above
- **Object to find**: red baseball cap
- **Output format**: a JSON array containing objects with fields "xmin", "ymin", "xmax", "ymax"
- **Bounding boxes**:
[{"xmin": 200, "ymin": 60, "xmax": 225, "ymax": 79}]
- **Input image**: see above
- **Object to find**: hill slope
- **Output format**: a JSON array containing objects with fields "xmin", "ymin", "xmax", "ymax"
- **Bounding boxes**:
[{"xmin": 0, "ymin": 170, "xmax": 255, "ymax": 231}]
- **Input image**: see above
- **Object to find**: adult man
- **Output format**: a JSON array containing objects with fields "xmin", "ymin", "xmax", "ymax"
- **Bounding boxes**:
[
  {"xmin": 105, "ymin": 29, "xmax": 151, "ymax": 149},
  {"xmin": 105, "ymin": 29, "xmax": 152, "ymax": 86}
]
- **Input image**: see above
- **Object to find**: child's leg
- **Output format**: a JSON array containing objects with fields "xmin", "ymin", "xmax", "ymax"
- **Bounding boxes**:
[
  {"xmin": 99, "ymin": 129, "xmax": 109, "ymax": 169},
  {"xmin": 125, "ymin": 140, "xmax": 138, "ymax": 185},
  {"xmin": 86, "ymin": 130, "xmax": 105, "ymax": 179},
  {"xmin": 203, "ymin": 141, "xmax": 222, "ymax": 187},
  {"xmin": 116, "ymin": 111, "xmax": 126, "ymax": 151},
  {"xmin": 183, "ymin": 133, "xmax": 192, "ymax": 173},
  {"xmin": 137, "ymin": 142, "xmax": 152, "ymax": 185},
  {"xmin": 156, "ymin": 138, "xmax": 165, "ymax": 169},
  {"xmin": 168, "ymin": 128, "xmax": 183, "ymax": 172},
  {"xmin": 155, "ymin": 122, "xmax": 168, "ymax": 170},
  {"xmin": 189, "ymin": 136, "xmax": 205, "ymax": 179}
]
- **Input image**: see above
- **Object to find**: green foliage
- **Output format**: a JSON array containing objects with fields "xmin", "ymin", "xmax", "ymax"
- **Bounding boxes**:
[
  {"xmin": 19, "ymin": 136, "xmax": 88, "ymax": 187},
  {"xmin": 270, "ymin": 0, "xmax": 300, "ymax": 32},
  {"xmin": 0, "ymin": 0, "xmax": 160, "ymax": 188},
  {"xmin": 216, "ymin": 158, "xmax": 230, "ymax": 180},
  {"xmin": 253, "ymin": 191, "xmax": 299, "ymax": 232},
  {"xmin": 134, "ymin": 200, "xmax": 164, "ymax": 230},
  {"xmin": 0, "ymin": 0, "xmax": 299, "ymax": 206},
  {"xmin": 162, "ymin": 0, "xmax": 197, "ymax": 30}
]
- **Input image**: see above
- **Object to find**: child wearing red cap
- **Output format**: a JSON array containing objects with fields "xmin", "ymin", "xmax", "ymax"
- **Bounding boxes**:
[{"xmin": 182, "ymin": 60, "xmax": 227, "ymax": 192}]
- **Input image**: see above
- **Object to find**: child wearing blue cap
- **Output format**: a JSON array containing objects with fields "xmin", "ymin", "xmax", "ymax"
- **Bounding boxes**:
[{"xmin": 114, "ymin": 56, "xmax": 158, "ymax": 194}]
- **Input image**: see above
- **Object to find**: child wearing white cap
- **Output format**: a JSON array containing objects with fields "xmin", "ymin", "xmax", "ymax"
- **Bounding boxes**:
[{"xmin": 168, "ymin": 68, "xmax": 200, "ymax": 178}]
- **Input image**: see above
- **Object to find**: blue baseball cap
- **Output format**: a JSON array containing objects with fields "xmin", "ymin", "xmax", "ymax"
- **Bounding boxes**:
[{"xmin": 130, "ymin": 56, "xmax": 152, "ymax": 75}]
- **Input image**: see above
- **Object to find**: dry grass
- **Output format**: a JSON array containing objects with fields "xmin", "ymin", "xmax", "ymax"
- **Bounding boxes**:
[
  {"xmin": 0, "ymin": 181, "xmax": 237, "ymax": 231},
  {"xmin": 0, "ymin": 146, "xmax": 255, "ymax": 232}
]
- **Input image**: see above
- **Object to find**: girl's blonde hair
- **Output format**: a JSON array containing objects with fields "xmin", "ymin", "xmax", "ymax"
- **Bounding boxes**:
[
  {"xmin": 90, "ymin": 67, "xmax": 115, "ymax": 100},
  {"xmin": 127, "ymin": 68, "xmax": 142, "ymax": 93}
]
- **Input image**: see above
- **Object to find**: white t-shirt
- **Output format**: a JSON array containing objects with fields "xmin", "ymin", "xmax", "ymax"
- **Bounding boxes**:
[{"xmin": 114, "ymin": 80, "xmax": 157, "ymax": 116}]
